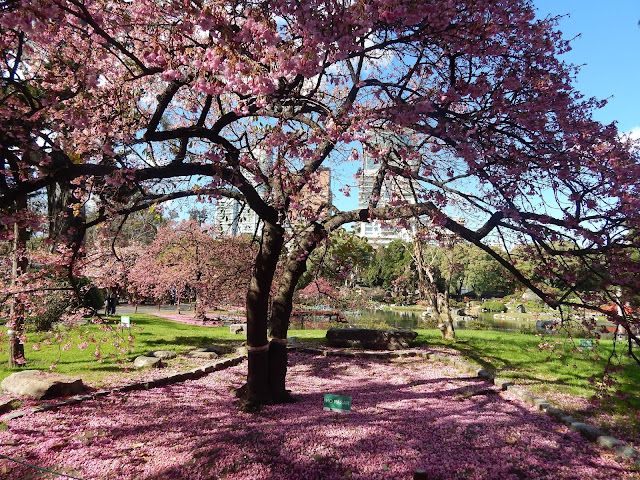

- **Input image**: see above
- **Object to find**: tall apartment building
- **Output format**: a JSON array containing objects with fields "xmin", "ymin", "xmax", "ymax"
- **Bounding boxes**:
[
  {"xmin": 290, "ymin": 167, "xmax": 332, "ymax": 224},
  {"xmin": 214, "ymin": 166, "xmax": 332, "ymax": 236},
  {"xmin": 214, "ymin": 197, "xmax": 262, "ymax": 236},
  {"xmin": 356, "ymin": 134, "xmax": 418, "ymax": 248}
]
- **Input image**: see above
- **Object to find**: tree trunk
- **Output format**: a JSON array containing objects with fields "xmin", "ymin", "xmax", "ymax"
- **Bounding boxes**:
[
  {"xmin": 9, "ymin": 194, "xmax": 28, "ymax": 367},
  {"xmin": 46, "ymin": 171, "xmax": 85, "ymax": 253},
  {"xmin": 441, "ymin": 251, "xmax": 456, "ymax": 341},
  {"xmin": 237, "ymin": 223, "xmax": 321, "ymax": 410},
  {"xmin": 267, "ymin": 236, "xmax": 314, "ymax": 403},
  {"xmin": 413, "ymin": 236, "xmax": 456, "ymax": 341},
  {"xmin": 236, "ymin": 222, "xmax": 285, "ymax": 410}
]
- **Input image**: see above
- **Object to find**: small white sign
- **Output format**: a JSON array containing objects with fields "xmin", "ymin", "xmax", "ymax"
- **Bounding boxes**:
[{"xmin": 120, "ymin": 316, "xmax": 131, "ymax": 327}]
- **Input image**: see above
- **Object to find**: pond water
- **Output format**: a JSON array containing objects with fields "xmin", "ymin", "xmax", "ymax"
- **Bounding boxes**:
[
  {"xmin": 347, "ymin": 309, "xmax": 532, "ymax": 331},
  {"xmin": 291, "ymin": 307, "xmax": 622, "ymax": 337},
  {"xmin": 292, "ymin": 308, "xmax": 533, "ymax": 331},
  {"xmin": 343, "ymin": 309, "xmax": 621, "ymax": 337}
]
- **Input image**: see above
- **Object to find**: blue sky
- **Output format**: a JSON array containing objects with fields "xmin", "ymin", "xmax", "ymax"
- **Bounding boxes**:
[
  {"xmin": 331, "ymin": 2, "xmax": 640, "ymax": 212},
  {"xmin": 533, "ymin": 0, "xmax": 640, "ymax": 136}
]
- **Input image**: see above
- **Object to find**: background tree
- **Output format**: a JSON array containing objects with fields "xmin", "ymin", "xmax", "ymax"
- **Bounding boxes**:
[
  {"xmin": 363, "ymin": 240, "xmax": 414, "ymax": 291},
  {"xmin": 412, "ymin": 231, "xmax": 467, "ymax": 340},
  {"xmin": 299, "ymin": 229, "xmax": 373, "ymax": 290},
  {"xmin": 465, "ymin": 246, "xmax": 516, "ymax": 298},
  {"xmin": 127, "ymin": 221, "xmax": 255, "ymax": 315}
]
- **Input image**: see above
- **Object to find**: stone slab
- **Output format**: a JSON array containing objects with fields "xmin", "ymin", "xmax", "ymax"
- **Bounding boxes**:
[
  {"xmin": 230, "ymin": 324, "xmax": 247, "ymax": 334},
  {"xmin": 326, "ymin": 328, "xmax": 418, "ymax": 350},
  {"xmin": 149, "ymin": 350, "xmax": 177, "ymax": 360}
]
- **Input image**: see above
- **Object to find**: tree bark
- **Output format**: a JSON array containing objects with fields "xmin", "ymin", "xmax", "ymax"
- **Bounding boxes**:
[
  {"xmin": 237, "ymin": 222, "xmax": 285, "ymax": 410},
  {"xmin": 9, "ymin": 193, "xmax": 28, "ymax": 367},
  {"xmin": 413, "ymin": 237, "xmax": 455, "ymax": 340},
  {"xmin": 46, "ymin": 169, "xmax": 85, "ymax": 253},
  {"xmin": 267, "ymin": 234, "xmax": 315, "ymax": 403},
  {"xmin": 237, "ymin": 223, "xmax": 321, "ymax": 409}
]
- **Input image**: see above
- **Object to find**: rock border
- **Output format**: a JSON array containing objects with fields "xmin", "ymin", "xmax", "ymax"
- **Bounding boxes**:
[
  {"xmin": 3, "ymin": 355, "xmax": 246, "ymax": 421},
  {"xmin": 289, "ymin": 342, "xmax": 640, "ymax": 467}
]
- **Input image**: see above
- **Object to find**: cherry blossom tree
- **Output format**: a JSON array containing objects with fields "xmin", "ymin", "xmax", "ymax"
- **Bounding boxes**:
[
  {"xmin": 126, "ymin": 220, "xmax": 255, "ymax": 315},
  {"xmin": 2, "ymin": 0, "xmax": 640, "ymax": 408}
]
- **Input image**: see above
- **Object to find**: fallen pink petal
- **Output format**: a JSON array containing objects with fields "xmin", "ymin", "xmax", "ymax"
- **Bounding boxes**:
[{"xmin": 1, "ymin": 353, "xmax": 636, "ymax": 479}]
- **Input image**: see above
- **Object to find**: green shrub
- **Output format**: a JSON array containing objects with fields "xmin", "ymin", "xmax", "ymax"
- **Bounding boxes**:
[
  {"xmin": 421, "ymin": 315, "xmax": 439, "ymax": 329},
  {"xmin": 83, "ymin": 285, "xmax": 105, "ymax": 310},
  {"xmin": 353, "ymin": 318, "xmax": 393, "ymax": 330},
  {"xmin": 366, "ymin": 287, "xmax": 387, "ymax": 303},
  {"xmin": 448, "ymin": 300, "xmax": 466, "ymax": 310},
  {"xmin": 516, "ymin": 323, "xmax": 538, "ymax": 335},
  {"xmin": 27, "ymin": 294, "xmax": 70, "ymax": 331},
  {"xmin": 481, "ymin": 301, "xmax": 507, "ymax": 312}
]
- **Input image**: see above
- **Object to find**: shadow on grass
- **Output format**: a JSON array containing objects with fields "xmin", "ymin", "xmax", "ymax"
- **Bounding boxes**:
[{"xmin": 140, "ymin": 336, "xmax": 244, "ymax": 353}]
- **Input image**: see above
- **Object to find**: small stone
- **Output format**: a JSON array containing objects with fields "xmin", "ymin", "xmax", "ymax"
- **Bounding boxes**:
[
  {"xmin": 506, "ymin": 385, "xmax": 526, "ymax": 396},
  {"xmin": 597, "ymin": 436, "xmax": 624, "ymax": 449},
  {"xmin": 614, "ymin": 444, "xmax": 640, "ymax": 460},
  {"xmin": 0, "ymin": 399, "xmax": 16, "ymax": 414},
  {"xmin": 532, "ymin": 397, "xmax": 550, "ymax": 410},
  {"xmin": 545, "ymin": 407, "xmax": 566, "ymax": 419},
  {"xmin": 414, "ymin": 469, "xmax": 429, "ymax": 480},
  {"xmin": 6, "ymin": 410, "xmax": 27, "ymax": 420},
  {"xmin": 569, "ymin": 422, "xmax": 604, "ymax": 440},
  {"xmin": 149, "ymin": 350, "xmax": 177, "ymax": 360},
  {"xmin": 190, "ymin": 351, "xmax": 219, "ymax": 360},
  {"xmin": 560, "ymin": 415, "xmax": 579, "ymax": 426},
  {"xmin": 133, "ymin": 356, "xmax": 164, "ymax": 369},
  {"xmin": 493, "ymin": 378, "xmax": 513, "ymax": 390},
  {"xmin": 193, "ymin": 345, "xmax": 225, "ymax": 354}
]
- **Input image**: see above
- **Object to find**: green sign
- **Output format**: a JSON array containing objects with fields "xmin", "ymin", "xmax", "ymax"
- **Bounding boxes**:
[
  {"xmin": 579, "ymin": 339, "xmax": 593, "ymax": 349},
  {"xmin": 120, "ymin": 316, "xmax": 131, "ymax": 327},
  {"xmin": 323, "ymin": 394, "xmax": 352, "ymax": 413}
]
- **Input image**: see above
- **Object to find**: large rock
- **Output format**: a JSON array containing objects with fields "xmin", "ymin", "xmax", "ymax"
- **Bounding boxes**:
[
  {"xmin": 229, "ymin": 323, "xmax": 247, "ymax": 334},
  {"xmin": 326, "ymin": 328, "xmax": 418, "ymax": 350},
  {"xmin": 1, "ymin": 370, "xmax": 86, "ymax": 400},
  {"xmin": 133, "ymin": 356, "xmax": 164, "ymax": 368}
]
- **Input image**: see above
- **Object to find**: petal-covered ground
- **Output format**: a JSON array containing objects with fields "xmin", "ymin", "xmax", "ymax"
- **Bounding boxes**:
[{"xmin": 1, "ymin": 353, "xmax": 637, "ymax": 480}]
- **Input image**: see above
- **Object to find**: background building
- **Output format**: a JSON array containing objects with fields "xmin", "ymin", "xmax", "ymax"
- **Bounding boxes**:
[
  {"xmin": 214, "ymin": 197, "xmax": 262, "ymax": 236},
  {"xmin": 356, "ymin": 133, "xmax": 417, "ymax": 248},
  {"xmin": 214, "ymin": 165, "xmax": 332, "ymax": 235}
]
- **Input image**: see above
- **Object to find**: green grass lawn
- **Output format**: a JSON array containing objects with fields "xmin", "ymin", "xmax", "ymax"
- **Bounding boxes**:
[
  {"xmin": 0, "ymin": 314, "xmax": 330, "ymax": 386},
  {"xmin": 0, "ymin": 314, "xmax": 250, "ymax": 386},
  {"xmin": 2, "ymin": 315, "xmax": 639, "ymax": 441}
]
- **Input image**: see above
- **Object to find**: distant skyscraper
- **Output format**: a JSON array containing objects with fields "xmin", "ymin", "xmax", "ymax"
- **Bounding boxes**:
[
  {"xmin": 213, "ymin": 158, "xmax": 332, "ymax": 235},
  {"xmin": 214, "ymin": 197, "xmax": 262, "ymax": 236},
  {"xmin": 356, "ymin": 132, "xmax": 417, "ymax": 247},
  {"xmin": 290, "ymin": 167, "xmax": 332, "ymax": 224}
]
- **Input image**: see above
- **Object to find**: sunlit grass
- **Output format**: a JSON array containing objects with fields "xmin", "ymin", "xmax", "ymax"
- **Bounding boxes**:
[{"xmin": 0, "ymin": 314, "xmax": 246, "ymax": 384}]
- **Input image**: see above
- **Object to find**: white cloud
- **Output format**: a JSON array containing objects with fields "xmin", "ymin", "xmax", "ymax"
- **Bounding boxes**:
[{"xmin": 628, "ymin": 126, "xmax": 640, "ymax": 141}]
